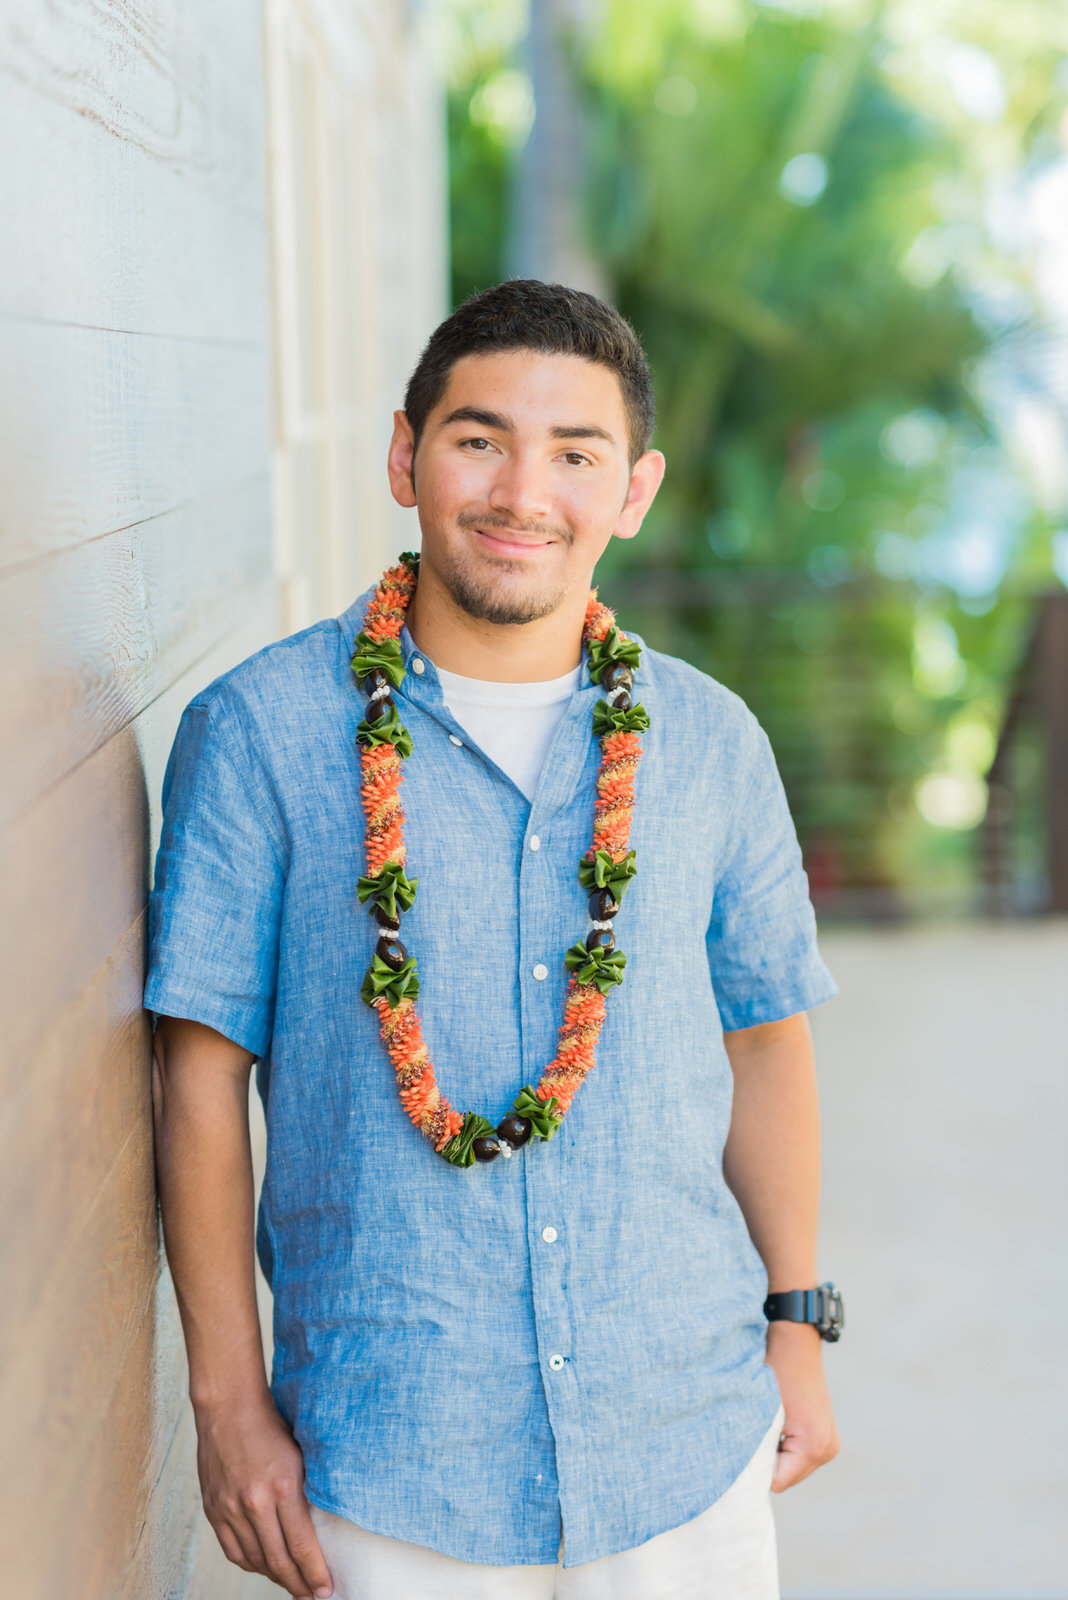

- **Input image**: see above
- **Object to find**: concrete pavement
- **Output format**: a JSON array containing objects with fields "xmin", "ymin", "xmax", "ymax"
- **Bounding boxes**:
[{"xmin": 776, "ymin": 920, "xmax": 1068, "ymax": 1598}]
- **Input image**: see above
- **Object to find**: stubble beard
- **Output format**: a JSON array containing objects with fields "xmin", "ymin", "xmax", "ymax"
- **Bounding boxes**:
[{"xmin": 436, "ymin": 531, "xmax": 572, "ymax": 627}]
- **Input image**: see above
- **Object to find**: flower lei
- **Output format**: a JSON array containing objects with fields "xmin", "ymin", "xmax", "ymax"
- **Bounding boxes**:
[{"xmin": 351, "ymin": 551, "xmax": 648, "ymax": 1167}]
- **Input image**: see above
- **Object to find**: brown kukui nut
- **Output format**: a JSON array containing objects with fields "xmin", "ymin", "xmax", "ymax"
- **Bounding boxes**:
[
  {"xmin": 602, "ymin": 661, "xmax": 634, "ymax": 693},
  {"xmin": 589, "ymin": 889, "xmax": 621, "ymax": 920},
  {"xmin": 496, "ymin": 1115, "xmax": 532, "ymax": 1149},
  {"xmin": 376, "ymin": 936, "xmax": 408, "ymax": 971}
]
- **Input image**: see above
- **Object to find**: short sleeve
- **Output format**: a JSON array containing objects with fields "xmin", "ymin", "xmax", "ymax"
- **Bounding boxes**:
[
  {"xmin": 143, "ymin": 699, "xmax": 286, "ymax": 1058},
  {"xmin": 706, "ymin": 717, "xmax": 837, "ymax": 1031}
]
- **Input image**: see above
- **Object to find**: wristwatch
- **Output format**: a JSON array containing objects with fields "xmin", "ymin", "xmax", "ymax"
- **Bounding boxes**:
[{"xmin": 763, "ymin": 1282, "xmax": 844, "ymax": 1342}]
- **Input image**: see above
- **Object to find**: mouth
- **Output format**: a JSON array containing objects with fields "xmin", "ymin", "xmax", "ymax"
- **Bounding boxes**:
[{"xmin": 472, "ymin": 527, "xmax": 555, "ymax": 560}]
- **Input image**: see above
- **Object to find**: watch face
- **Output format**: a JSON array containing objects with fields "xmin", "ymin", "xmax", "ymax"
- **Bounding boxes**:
[{"xmin": 818, "ymin": 1283, "xmax": 844, "ymax": 1341}]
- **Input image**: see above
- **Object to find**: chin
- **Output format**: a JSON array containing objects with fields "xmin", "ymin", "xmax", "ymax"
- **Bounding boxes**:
[{"xmin": 446, "ymin": 560, "xmax": 565, "ymax": 628}]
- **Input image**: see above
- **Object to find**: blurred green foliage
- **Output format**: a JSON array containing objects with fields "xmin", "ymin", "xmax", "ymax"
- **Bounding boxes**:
[{"xmin": 442, "ymin": 0, "xmax": 1068, "ymax": 914}]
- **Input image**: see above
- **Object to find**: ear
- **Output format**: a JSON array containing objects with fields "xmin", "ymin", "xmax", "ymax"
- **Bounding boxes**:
[
  {"xmin": 612, "ymin": 449, "xmax": 667, "ymax": 542},
  {"xmin": 387, "ymin": 410, "xmax": 418, "ymax": 508}
]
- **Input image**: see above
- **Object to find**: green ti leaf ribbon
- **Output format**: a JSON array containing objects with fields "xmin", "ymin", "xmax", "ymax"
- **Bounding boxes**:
[
  {"xmin": 577, "ymin": 847, "xmax": 637, "ymax": 903},
  {"xmin": 357, "ymin": 860, "xmax": 418, "ymax": 919},
  {"xmin": 564, "ymin": 940, "xmax": 627, "ymax": 994},
  {"xmin": 592, "ymin": 699, "xmax": 650, "ymax": 738},
  {"xmin": 398, "ymin": 550, "xmax": 421, "ymax": 571},
  {"xmin": 585, "ymin": 624, "xmax": 642, "ymax": 686},
  {"xmin": 351, "ymin": 631, "xmax": 406, "ymax": 689},
  {"xmin": 356, "ymin": 703, "xmax": 414, "ymax": 758},
  {"xmin": 512, "ymin": 1085, "xmax": 564, "ymax": 1141},
  {"xmin": 441, "ymin": 1112, "xmax": 496, "ymax": 1168},
  {"xmin": 360, "ymin": 951, "xmax": 420, "ymax": 1009}
]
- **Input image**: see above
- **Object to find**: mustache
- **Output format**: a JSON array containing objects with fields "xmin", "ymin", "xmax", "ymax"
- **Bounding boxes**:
[{"xmin": 458, "ymin": 513, "xmax": 571, "ymax": 542}]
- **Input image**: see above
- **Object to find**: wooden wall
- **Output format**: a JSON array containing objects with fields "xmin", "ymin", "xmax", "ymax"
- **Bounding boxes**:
[
  {"xmin": 265, "ymin": 0, "xmax": 448, "ymax": 628},
  {"xmin": 0, "ymin": 0, "xmax": 445, "ymax": 1595}
]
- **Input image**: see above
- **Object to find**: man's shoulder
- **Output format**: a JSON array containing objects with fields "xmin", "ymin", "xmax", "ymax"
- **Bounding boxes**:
[
  {"xmin": 638, "ymin": 636, "xmax": 760, "ymax": 742},
  {"xmin": 185, "ymin": 611, "xmax": 353, "ymax": 732}
]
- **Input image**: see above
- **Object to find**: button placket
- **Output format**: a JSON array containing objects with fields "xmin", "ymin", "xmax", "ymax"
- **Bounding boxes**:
[
  {"xmin": 517, "ymin": 736, "xmax": 581, "ymax": 1470},
  {"xmin": 520, "ymin": 1091, "xmax": 585, "ymax": 1556},
  {"xmin": 525, "ymin": 1149, "xmax": 575, "ymax": 1405}
]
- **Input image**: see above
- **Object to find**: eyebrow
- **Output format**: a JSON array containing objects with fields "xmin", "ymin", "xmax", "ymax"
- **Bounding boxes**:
[{"xmin": 439, "ymin": 405, "xmax": 617, "ymax": 445}]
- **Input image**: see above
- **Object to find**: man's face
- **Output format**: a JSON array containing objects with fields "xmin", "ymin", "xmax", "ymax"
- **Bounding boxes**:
[{"xmin": 387, "ymin": 349, "xmax": 664, "ymax": 626}]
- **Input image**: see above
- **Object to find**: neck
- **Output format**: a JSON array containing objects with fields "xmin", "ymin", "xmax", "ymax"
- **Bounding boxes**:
[{"xmin": 402, "ymin": 557, "xmax": 590, "ymax": 683}]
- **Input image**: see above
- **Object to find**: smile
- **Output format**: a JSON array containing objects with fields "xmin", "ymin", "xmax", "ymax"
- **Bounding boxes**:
[{"xmin": 472, "ymin": 528, "xmax": 554, "ymax": 559}]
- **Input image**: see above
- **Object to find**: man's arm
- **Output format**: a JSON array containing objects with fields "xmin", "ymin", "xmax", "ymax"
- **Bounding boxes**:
[
  {"xmin": 721, "ymin": 1010, "xmax": 840, "ymax": 1491},
  {"xmin": 151, "ymin": 1015, "xmax": 334, "ymax": 1598}
]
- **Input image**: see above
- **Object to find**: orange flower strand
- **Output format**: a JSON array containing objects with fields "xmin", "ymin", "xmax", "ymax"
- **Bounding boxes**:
[
  {"xmin": 377, "ymin": 998, "xmax": 463, "ymax": 1149},
  {"xmin": 583, "ymin": 593, "xmax": 617, "ymax": 642},
  {"xmin": 592, "ymin": 810, "xmax": 630, "ymax": 860},
  {"xmin": 356, "ymin": 558, "xmax": 643, "ymax": 1160},
  {"xmin": 597, "ymin": 766, "xmax": 638, "ymax": 804},
  {"xmin": 362, "ymin": 561, "xmax": 418, "ymax": 642},
  {"xmin": 593, "ymin": 732, "xmax": 641, "ymax": 857},
  {"xmin": 359, "ymin": 745, "xmax": 407, "ymax": 873},
  {"xmin": 399, "ymin": 1072, "xmax": 436, "ymax": 1117},
  {"xmin": 535, "ymin": 980, "xmax": 609, "ymax": 1112},
  {"xmin": 378, "ymin": 998, "xmax": 428, "ymax": 1081},
  {"xmin": 601, "ymin": 731, "xmax": 642, "ymax": 769},
  {"xmin": 364, "ymin": 826, "xmax": 405, "ymax": 877}
]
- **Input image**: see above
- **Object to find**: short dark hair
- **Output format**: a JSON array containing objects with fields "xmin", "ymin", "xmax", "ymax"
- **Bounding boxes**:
[{"xmin": 403, "ymin": 279, "xmax": 656, "ymax": 468}]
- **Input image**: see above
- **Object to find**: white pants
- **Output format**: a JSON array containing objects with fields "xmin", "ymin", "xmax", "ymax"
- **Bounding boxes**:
[{"xmin": 309, "ymin": 1404, "xmax": 785, "ymax": 1600}]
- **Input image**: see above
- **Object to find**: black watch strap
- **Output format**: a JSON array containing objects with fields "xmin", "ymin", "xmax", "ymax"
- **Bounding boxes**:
[{"xmin": 763, "ymin": 1282, "xmax": 844, "ymax": 1342}]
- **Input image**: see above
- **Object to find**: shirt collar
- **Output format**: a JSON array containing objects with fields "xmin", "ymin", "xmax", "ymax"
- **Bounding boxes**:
[{"xmin": 336, "ymin": 583, "xmax": 648, "ymax": 702}]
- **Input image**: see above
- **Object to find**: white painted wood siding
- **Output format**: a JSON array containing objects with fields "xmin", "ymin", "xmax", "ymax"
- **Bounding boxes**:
[
  {"xmin": 0, "ymin": 1, "xmax": 276, "ymax": 1592},
  {"xmin": 0, "ymin": 0, "xmax": 445, "ymax": 1593},
  {"xmin": 265, "ymin": 0, "xmax": 448, "ymax": 629}
]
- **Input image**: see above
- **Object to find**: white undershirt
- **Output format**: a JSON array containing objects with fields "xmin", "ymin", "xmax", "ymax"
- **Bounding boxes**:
[{"xmin": 434, "ymin": 660, "xmax": 582, "ymax": 802}]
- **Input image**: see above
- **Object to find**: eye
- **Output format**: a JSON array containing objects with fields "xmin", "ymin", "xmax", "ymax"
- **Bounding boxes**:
[
  {"xmin": 562, "ymin": 450, "xmax": 593, "ymax": 466},
  {"xmin": 460, "ymin": 436, "xmax": 495, "ymax": 452}
]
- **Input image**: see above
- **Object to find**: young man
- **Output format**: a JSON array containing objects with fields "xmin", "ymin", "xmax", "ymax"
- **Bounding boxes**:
[{"xmin": 145, "ymin": 280, "xmax": 841, "ymax": 1600}]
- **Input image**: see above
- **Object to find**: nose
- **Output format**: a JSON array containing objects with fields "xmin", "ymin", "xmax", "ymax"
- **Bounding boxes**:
[{"xmin": 485, "ymin": 449, "xmax": 553, "ymax": 527}]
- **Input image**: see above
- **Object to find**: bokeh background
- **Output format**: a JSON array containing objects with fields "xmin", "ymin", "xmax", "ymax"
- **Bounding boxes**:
[
  {"xmin": 444, "ymin": 0, "xmax": 1068, "ymax": 924},
  {"xmin": 1, "ymin": 1, "xmax": 1064, "ymax": 1596}
]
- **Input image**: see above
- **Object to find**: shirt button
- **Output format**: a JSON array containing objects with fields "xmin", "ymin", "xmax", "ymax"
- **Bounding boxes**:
[
  {"xmin": 547, "ymin": 1353, "xmax": 565, "ymax": 1371},
  {"xmin": 449, "ymin": 734, "xmax": 463, "ymax": 747},
  {"xmin": 541, "ymin": 1226, "xmax": 558, "ymax": 1244},
  {"xmin": 532, "ymin": 963, "xmax": 549, "ymax": 981},
  {"xmin": 529, "ymin": 834, "xmax": 541, "ymax": 850},
  {"xmin": 411, "ymin": 658, "xmax": 425, "ymax": 674}
]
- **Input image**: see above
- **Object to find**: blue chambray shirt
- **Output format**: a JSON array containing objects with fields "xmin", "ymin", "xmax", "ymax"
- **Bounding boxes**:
[{"xmin": 144, "ymin": 576, "xmax": 838, "ymax": 1568}]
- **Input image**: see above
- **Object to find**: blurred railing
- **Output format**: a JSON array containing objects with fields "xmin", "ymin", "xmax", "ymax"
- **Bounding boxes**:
[
  {"xmin": 980, "ymin": 591, "xmax": 1068, "ymax": 916},
  {"xmin": 606, "ymin": 571, "xmax": 1066, "ymax": 923}
]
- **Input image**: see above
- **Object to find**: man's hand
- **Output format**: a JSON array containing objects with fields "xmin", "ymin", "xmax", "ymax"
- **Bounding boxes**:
[
  {"xmin": 763, "ymin": 1320, "xmax": 840, "ymax": 1492},
  {"xmin": 194, "ymin": 1392, "xmax": 334, "ymax": 1598},
  {"xmin": 152, "ymin": 1015, "xmax": 333, "ymax": 1595}
]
